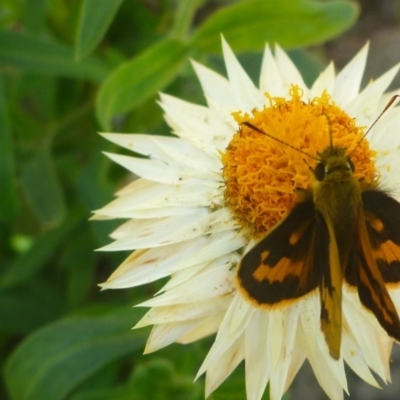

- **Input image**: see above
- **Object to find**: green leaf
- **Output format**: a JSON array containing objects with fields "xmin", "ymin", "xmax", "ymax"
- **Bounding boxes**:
[
  {"xmin": 0, "ymin": 72, "xmax": 19, "ymax": 221},
  {"xmin": 129, "ymin": 358, "xmax": 202, "ymax": 400},
  {"xmin": 60, "ymin": 228, "xmax": 97, "ymax": 308},
  {"xmin": 0, "ymin": 30, "xmax": 108, "ymax": 82},
  {"xmin": 0, "ymin": 278, "xmax": 65, "ymax": 334},
  {"xmin": 0, "ymin": 211, "xmax": 81, "ymax": 289},
  {"xmin": 192, "ymin": 0, "xmax": 359, "ymax": 53},
  {"xmin": 23, "ymin": 0, "xmax": 47, "ymax": 32},
  {"xmin": 75, "ymin": 0, "xmax": 124, "ymax": 60},
  {"xmin": 96, "ymin": 38, "xmax": 189, "ymax": 130},
  {"xmin": 4, "ymin": 308, "xmax": 148, "ymax": 400},
  {"xmin": 20, "ymin": 145, "xmax": 66, "ymax": 228},
  {"xmin": 170, "ymin": 0, "xmax": 204, "ymax": 39}
]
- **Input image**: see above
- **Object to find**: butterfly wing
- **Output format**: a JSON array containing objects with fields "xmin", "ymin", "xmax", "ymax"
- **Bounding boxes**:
[
  {"xmin": 317, "ymin": 210, "xmax": 342, "ymax": 359},
  {"xmin": 363, "ymin": 190, "xmax": 400, "ymax": 285},
  {"xmin": 236, "ymin": 197, "xmax": 343, "ymax": 358},
  {"xmin": 346, "ymin": 189, "xmax": 400, "ymax": 342},
  {"xmin": 236, "ymin": 199, "xmax": 320, "ymax": 308}
]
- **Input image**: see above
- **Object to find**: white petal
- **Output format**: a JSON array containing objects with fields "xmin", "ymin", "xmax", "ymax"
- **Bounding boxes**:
[
  {"xmin": 300, "ymin": 296, "xmax": 348, "ymax": 398},
  {"xmin": 299, "ymin": 309, "xmax": 347, "ymax": 400},
  {"xmin": 341, "ymin": 319, "xmax": 380, "ymax": 387},
  {"xmin": 114, "ymin": 177, "xmax": 152, "ymax": 196},
  {"xmin": 343, "ymin": 293, "xmax": 391, "ymax": 382},
  {"xmin": 95, "ymin": 179, "xmax": 221, "ymax": 217},
  {"xmin": 174, "ymin": 229, "xmax": 243, "ymax": 268},
  {"xmin": 191, "ymin": 60, "xmax": 237, "ymax": 110},
  {"xmin": 333, "ymin": 43, "xmax": 369, "ymax": 107},
  {"xmin": 310, "ymin": 62, "xmax": 335, "ymax": 97},
  {"xmin": 282, "ymin": 309, "xmax": 306, "ymax": 393},
  {"xmin": 157, "ymin": 249, "xmax": 239, "ymax": 293},
  {"xmin": 139, "ymin": 261, "xmax": 236, "ymax": 307},
  {"xmin": 123, "ymin": 208, "xmax": 235, "ymax": 249},
  {"xmin": 104, "ymin": 152, "xmax": 217, "ymax": 184},
  {"xmin": 177, "ymin": 312, "xmax": 225, "ymax": 344},
  {"xmin": 135, "ymin": 296, "xmax": 231, "ymax": 327},
  {"xmin": 143, "ymin": 313, "xmax": 225, "ymax": 353},
  {"xmin": 143, "ymin": 319, "xmax": 202, "ymax": 353},
  {"xmin": 274, "ymin": 44, "xmax": 307, "ymax": 93},
  {"xmin": 222, "ymin": 37, "xmax": 265, "ymax": 111},
  {"xmin": 162, "ymin": 232, "xmax": 244, "ymax": 291},
  {"xmin": 197, "ymin": 295, "xmax": 254, "ymax": 378},
  {"xmin": 259, "ymin": 44, "xmax": 286, "ymax": 97},
  {"xmin": 367, "ymin": 106, "xmax": 400, "ymax": 192},
  {"xmin": 204, "ymin": 334, "xmax": 245, "ymax": 397},
  {"xmin": 100, "ymin": 209, "xmax": 212, "ymax": 250},
  {"xmin": 269, "ymin": 306, "xmax": 302, "ymax": 400},
  {"xmin": 103, "ymin": 206, "xmax": 199, "ymax": 219},
  {"xmin": 159, "ymin": 262, "xmax": 211, "ymax": 293},
  {"xmin": 346, "ymin": 63, "xmax": 400, "ymax": 126},
  {"xmin": 245, "ymin": 311, "xmax": 270, "ymax": 400},
  {"xmin": 159, "ymin": 93, "xmax": 235, "ymax": 152},
  {"xmin": 99, "ymin": 236, "xmax": 208, "ymax": 289},
  {"xmin": 103, "ymin": 136, "xmax": 220, "ymax": 180}
]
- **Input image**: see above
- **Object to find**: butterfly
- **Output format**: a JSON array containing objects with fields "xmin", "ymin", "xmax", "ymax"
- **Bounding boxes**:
[{"xmin": 235, "ymin": 96, "xmax": 400, "ymax": 359}]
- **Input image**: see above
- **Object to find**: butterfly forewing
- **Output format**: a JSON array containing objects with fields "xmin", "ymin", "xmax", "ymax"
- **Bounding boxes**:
[
  {"xmin": 317, "ymin": 210, "xmax": 342, "ymax": 359},
  {"xmin": 236, "ymin": 199, "xmax": 320, "ymax": 308}
]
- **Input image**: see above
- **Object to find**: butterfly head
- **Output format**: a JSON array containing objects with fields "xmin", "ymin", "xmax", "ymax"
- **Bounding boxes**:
[{"xmin": 314, "ymin": 146, "xmax": 355, "ymax": 182}]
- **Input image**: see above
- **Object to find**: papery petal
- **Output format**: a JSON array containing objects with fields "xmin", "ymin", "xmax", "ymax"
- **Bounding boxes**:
[
  {"xmin": 222, "ymin": 37, "xmax": 266, "ymax": 111},
  {"xmin": 104, "ymin": 152, "xmax": 219, "ymax": 183},
  {"xmin": 204, "ymin": 334, "xmax": 245, "ymax": 397},
  {"xmin": 101, "ymin": 208, "xmax": 236, "ymax": 251},
  {"xmin": 245, "ymin": 311, "xmax": 270, "ymax": 400},
  {"xmin": 138, "ymin": 261, "xmax": 236, "ymax": 307},
  {"xmin": 260, "ymin": 44, "xmax": 286, "ymax": 97},
  {"xmin": 191, "ymin": 60, "xmax": 236, "ymax": 110},
  {"xmin": 333, "ymin": 43, "xmax": 369, "ymax": 107},
  {"xmin": 274, "ymin": 44, "xmax": 307, "ymax": 93},
  {"xmin": 310, "ymin": 62, "xmax": 335, "ymax": 97},
  {"xmin": 159, "ymin": 93, "xmax": 235, "ymax": 152},
  {"xmin": 346, "ymin": 63, "xmax": 400, "ymax": 125}
]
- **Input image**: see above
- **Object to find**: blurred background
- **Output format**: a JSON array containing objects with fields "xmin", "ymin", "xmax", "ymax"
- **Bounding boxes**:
[{"xmin": 1, "ymin": 0, "xmax": 400, "ymax": 399}]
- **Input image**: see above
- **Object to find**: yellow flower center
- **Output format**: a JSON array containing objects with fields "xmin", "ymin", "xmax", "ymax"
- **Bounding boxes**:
[{"xmin": 222, "ymin": 86, "xmax": 377, "ymax": 236}]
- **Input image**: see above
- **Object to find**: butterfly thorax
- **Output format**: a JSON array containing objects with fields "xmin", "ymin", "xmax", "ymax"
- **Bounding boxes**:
[{"xmin": 313, "ymin": 146, "xmax": 362, "ymax": 264}]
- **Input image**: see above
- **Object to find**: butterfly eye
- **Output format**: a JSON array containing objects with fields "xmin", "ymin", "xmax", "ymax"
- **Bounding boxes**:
[{"xmin": 314, "ymin": 162, "xmax": 325, "ymax": 181}]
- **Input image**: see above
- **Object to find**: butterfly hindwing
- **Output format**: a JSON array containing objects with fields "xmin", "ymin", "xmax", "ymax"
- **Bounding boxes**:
[
  {"xmin": 347, "ymin": 189, "xmax": 400, "ymax": 342},
  {"xmin": 236, "ymin": 199, "xmax": 320, "ymax": 308},
  {"xmin": 362, "ymin": 190, "xmax": 400, "ymax": 284}
]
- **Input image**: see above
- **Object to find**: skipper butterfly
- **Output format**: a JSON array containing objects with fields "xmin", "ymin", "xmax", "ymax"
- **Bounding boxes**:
[{"xmin": 236, "ymin": 95, "xmax": 400, "ymax": 359}]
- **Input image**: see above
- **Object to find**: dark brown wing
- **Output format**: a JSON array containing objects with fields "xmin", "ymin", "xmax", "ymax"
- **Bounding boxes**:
[
  {"xmin": 236, "ymin": 198, "xmax": 343, "ymax": 358},
  {"xmin": 345, "ymin": 189, "xmax": 400, "ymax": 342},
  {"xmin": 363, "ymin": 189, "xmax": 400, "ymax": 285},
  {"xmin": 318, "ymin": 209, "xmax": 342, "ymax": 360},
  {"xmin": 236, "ymin": 199, "xmax": 320, "ymax": 308}
]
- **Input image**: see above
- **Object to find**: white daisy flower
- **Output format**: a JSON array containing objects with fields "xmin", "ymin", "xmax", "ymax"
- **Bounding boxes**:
[{"xmin": 94, "ymin": 38, "xmax": 400, "ymax": 400}]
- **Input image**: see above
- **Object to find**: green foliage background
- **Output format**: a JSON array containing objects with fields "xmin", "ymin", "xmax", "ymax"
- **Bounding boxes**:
[{"xmin": 0, "ymin": 1, "xmax": 358, "ymax": 399}]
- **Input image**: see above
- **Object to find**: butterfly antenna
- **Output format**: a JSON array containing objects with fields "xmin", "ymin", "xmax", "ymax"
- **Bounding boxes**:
[
  {"xmin": 241, "ymin": 122, "xmax": 319, "ymax": 162},
  {"xmin": 349, "ymin": 94, "xmax": 400, "ymax": 156}
]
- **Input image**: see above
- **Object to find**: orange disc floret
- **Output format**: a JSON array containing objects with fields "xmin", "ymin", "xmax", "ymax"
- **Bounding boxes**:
[{"xmin": 222, "ymin": 86, "xmax": 376, "ymax": 236}]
